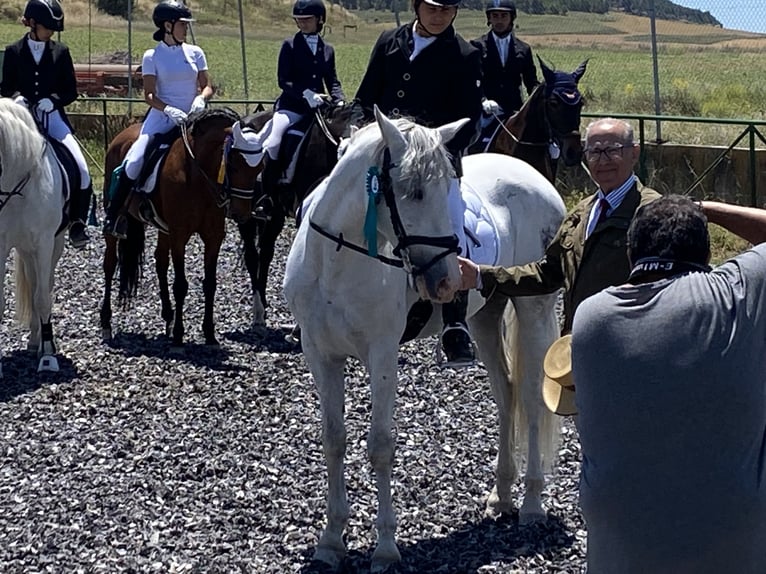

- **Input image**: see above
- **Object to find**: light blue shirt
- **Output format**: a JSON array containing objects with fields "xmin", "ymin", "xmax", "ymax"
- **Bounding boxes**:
[{"xmin": 585, "ymin": 174, "xmax": 637, "ymax": 239}]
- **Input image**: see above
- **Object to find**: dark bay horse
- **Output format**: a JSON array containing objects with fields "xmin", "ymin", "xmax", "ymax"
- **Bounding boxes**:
[
  {"xmin": 100, "ymin": 107, "xmax": 260, "ymax": 350},
  {"xmin": 236, "ymin": 102, "xmax": 355, "ymax": 335},
  {"xmin": 479, "ymin": 59, "xmax": 588, "ymax": 182}
]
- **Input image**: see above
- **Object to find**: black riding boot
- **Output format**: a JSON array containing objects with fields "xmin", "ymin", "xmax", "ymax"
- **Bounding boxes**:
[
  {"xmin": 254, "ymin": 159, "xmax": 280, "ymax": 221},
  {"xmin": 441, "ymin": 290, "xmax": 475, "ymax": 367},
  {"xmin": 68, "ymin": 183, "xmax": 92, "ymax": 249},
  {"xmin": 103, "ymin": 171, "xmax": 135, "ymax": 239}
]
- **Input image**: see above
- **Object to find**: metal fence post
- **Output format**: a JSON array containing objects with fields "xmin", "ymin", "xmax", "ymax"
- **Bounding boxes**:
[
  {"xmin": 749, "ymin": 124, "xmax": 757, "ymax": 207},
  {"xmin": 638, "ymin": 118, "xmax": 647, "ymax": 182}
]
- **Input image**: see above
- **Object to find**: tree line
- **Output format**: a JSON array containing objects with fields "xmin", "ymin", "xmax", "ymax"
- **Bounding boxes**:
[{"xmin": 341, "ymin": 0, "xmax": 722, "ymax": 28}]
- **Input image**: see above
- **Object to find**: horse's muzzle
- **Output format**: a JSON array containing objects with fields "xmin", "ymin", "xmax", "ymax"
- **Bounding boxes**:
[
  {"xmin": 412, "ymin": 258, "xmax": 459, "ymax": 303},
  {"xmin": 559, "ymin": 132, "xmax": 583, "ymax": 167}
]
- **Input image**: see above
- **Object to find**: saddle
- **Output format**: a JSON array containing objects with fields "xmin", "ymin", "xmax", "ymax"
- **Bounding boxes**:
[
  {"xmin": 45, "ymin": 137, "xmax": 81, "ymax": 235},
  {"xmin": 128, "ymin": 127, "xmax": 180, "ymax": 233}
]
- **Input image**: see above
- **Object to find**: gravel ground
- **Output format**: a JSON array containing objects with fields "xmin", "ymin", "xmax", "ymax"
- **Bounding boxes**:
[{"xmin": 0, "ymin": 219, "xmax": 586, "ymax": 573}]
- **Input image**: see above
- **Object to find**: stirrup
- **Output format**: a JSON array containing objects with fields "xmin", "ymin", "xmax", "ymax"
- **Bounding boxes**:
[
  {"xmin": 138, "ymin": 198, "xmax": 170, "ymax": 234},
  {"xmin": 253, "ymin": 195, "xmax": 274, "ymax": 222},
  {"xmin": 68, "ymin": 220, "xmax": 90, "ymax": 249},
  {"xmin": 437, "ymin": 323, "xmax": 477, "ymax": 368},
  {"xmin": 103, "ymin": 215, "xmax": 128, "ymax": 240}
]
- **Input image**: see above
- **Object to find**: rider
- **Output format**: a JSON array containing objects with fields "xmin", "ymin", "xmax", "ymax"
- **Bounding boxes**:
[
  {"xmin": 103, "ymin": 0, "xmax": 213, "ymax": 239},
  {"xmin": 471, "ymin": 0, "xmax": 538, "ymax": 145},
  {"xmin": 1, "ymin": 0, "xmax": 94, "ymax": 249},
  {"xmin": 249, "ymin": 0, "xmax": 345, "ymax": 217},
  {"xmin": 351, "ymin": 0, "xmax": 483, "ymax": 367}
]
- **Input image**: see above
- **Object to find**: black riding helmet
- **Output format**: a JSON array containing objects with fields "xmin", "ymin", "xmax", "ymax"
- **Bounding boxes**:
[
  {"xmin": 24, "ymin": 0, "xmax": 65, "ymax": 32},
  {"xmin": 152, "ymin": 0, "xmax": 194, "ymax": 42},
  {"xmin": 293, "ymin": 0, "xmax": 326, "ymax": 32},
  {"xmin": 413, "ymin": 0, "xmax": 460, "ymax": 37},
  {"xmin": 485, "ymin": 0, "xmax": 516, "ymax": 18}
]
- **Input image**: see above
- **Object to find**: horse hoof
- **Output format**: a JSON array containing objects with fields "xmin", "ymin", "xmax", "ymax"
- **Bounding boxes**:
[
  {"xmin": 313, "ymin": 544, "xmax": 345, "ymax": 571},
  {"xmin": 37, "ymin": 355, "xmax": 60, "ymax": 373},
  {"xmin": 101, "ymin": 328, "xmax": 112, "ymax": 341},
  {"xmin": 371, "ymin": 542, "xmax": 401, "ymax": 573}
]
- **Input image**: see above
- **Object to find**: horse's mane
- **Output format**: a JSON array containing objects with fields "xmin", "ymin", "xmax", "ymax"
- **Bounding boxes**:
[
  {"xmin": 355, "ymin": 117, "xmax": 454, "ymax": 201},
  {"xmin": 0, "ymin": 98, "xmax": 45, "ymax": 171},
  {"xmin": 188, "ymin": 106, "xmax": 241, "ymax": 136}
]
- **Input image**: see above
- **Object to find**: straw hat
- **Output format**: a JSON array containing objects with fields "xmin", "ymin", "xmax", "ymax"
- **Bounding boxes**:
[{"xmin": 542, "ymin": 334, "xmax": 576, "ymax": 416}]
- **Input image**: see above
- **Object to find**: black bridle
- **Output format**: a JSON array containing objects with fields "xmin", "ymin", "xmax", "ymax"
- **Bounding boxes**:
[
  {"xmin": 309, "ymin": 148, "xmax": 459, "ymax": 278},
  {"xmin": 180, "ymin": 122, "xmax": 259, "ymax": 210}
]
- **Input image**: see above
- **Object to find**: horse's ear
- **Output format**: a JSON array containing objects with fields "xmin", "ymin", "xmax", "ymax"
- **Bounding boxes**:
[
  {"xmin": 537, "ymin": 56, "xmax": 555, "ymax": 84},
  {"xmin": 436, "ymin": 118, "xmax": 470, "ymax": 148},
  {"xmin": 375, "ymin": 105, "xmax": 407, "ymax": 157},
  {"xmin": 572, "ymin": 59, "xmax": 589, "ymax": 83}
]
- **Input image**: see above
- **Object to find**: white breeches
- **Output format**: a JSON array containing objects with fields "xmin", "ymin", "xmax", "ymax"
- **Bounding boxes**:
[
  {"xmin": 35, "ymin": 109, "xmax": 91, "ymax": 189},
  {"xmin": 447, "ymin": 177, "xmax": 467, "ymax": 256},
  {"xmin": 257, "ymin": 110, "xmax": 302, "ymax": 160},
  {"xmin": 123, "ymin": 108, "xmax": 176, "ymax": 181}
]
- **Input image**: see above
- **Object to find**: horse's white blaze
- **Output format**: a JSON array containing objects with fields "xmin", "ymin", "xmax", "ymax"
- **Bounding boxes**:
[
  {"xmin": 0, "ymin": 97, "xmax": 65, "ymax": 375},
  {"xmin": 285, "ymin": 104, "xmax": 565, "ymax": 567}
]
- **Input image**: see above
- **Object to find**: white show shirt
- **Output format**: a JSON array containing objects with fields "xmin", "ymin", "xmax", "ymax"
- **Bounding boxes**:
[
  {"xmin": 141, "ymin": 42, "xmax": 208, "ymax": 113},
  {"xmin": 491, "ymin": 32, "xmax": 510, "ymax": 67}
]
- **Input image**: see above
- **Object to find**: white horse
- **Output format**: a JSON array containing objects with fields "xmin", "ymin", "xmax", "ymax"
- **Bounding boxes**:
[
  {"xmin": 284, "ymin": 107, "xmax": 566, "ymax": 571},
  {"xmin": 0, "ymin": 98, "xmax": 66, "ymax": 376}
]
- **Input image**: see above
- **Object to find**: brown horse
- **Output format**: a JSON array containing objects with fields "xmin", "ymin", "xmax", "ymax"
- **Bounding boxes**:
[
  {"xmin": 236, "ymin": 102, "xmax": 355, "ymax": 335},
  {"xmin": 481, "ymin": 59, "xmax": 588, "ymax": 183},
  {"xmin": 100, "ymin": 107, "xmax": 260, "ymax": 350}
]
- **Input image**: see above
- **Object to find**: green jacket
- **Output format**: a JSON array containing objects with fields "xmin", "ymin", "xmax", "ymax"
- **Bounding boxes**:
[{"xmin": 479, "ymin": 180, "xmax": 661, "ymax": 333}]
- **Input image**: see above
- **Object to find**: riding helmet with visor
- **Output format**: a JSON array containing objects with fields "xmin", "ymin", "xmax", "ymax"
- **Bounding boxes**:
[
  {"xmin": 152, "ymin": 0, "xmax": 194, "ymax": 41},
  {"xmin": 24, "ymin": 0, "xmax": 65, "ymax": 32},
  {"xmin": 485, "ymin": 0, "xmax": 516, "ymax": 18}
]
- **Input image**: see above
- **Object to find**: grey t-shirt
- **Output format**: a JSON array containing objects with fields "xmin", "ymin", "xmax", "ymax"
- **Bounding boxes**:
[{"xmin": 573, "ymin": 244, "xmax": 766, "ymax": 574}]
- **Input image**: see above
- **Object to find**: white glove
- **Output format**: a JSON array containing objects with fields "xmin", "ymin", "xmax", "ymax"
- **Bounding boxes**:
[
  {"xmin": 37, "ymin": 97, "xmax": 55, "ymax": 113},
  {"xmin": 164, "ymin": 105, "xmax": 188, "ymax": 126},
  {"xmin": 190, "ymin": 95, "xmax": 207, "ymax": 113},
  {"xmin": 302, "ymin": 89, "xmax": 325, "ymax": 109},
  {"xmin": 13, "ymin": 95, "xmax": 29, "ymax": 107},
  {"xmin": 482, "ymin": 99, "xmax": 502, "ymax": 116}
]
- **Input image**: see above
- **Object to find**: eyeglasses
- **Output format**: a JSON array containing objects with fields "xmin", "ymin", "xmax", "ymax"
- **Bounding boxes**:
[{"xmin": 583, "ymin": 144, "xmax": 631, "ymax": 162}]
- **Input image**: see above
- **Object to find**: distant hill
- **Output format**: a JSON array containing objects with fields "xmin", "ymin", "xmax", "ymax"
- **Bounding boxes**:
[{"xmin": 339, "ymin": 0, "xmax": 722, "ymax": 28}]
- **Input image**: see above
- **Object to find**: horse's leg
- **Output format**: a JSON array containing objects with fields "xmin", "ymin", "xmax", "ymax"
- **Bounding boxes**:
[
  {"xmin": 510, "ymin": 294, "xmax": 560, "ymax": 524},
  {"xmin": 201, "ymin": 234, "xmax": 223, "ymax": 347},
  {"xmin": 0, "ymin": 242, "xmax": 8, "ymax": 378},
  {"xmin": 101, "ymin": 236, "xmax": 118, "ymax": 340},
  {"xmin": 169, "ymin": 237, "xmax": 189, "ymax": 351},
  {"xmin": 155, "ymin": 233, "xmax": 174, "ymax": 337},
  {"xmin": 256, "ymin": 211, "xmax": 286, "ymax": 315},
  {"xmin": 236, "ymin": 220, "xmax": 266, "ymax": 336},
  {"xmin": 367, "ymin": 348, "xmax": 401, "ymax": 571},
  {"xmin": 307, "ymin": 346, "xmax": 350, "ymax": 569},
  {"xmin": 468, "ymin": 293, "xmax": 519, "ymax": 518},
  {"xmin": 26, "ymin": 240, "xmax": 58, "ymax": 372}
]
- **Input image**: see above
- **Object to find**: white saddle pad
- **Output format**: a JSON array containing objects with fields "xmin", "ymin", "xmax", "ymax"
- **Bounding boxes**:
[
  {"xmin": 461, "ymin": 181, "xmax": 500, "ymax": 266},
  {"xmin": 136, "ymin": 144, "xmax": 171, "ymax": 194}
]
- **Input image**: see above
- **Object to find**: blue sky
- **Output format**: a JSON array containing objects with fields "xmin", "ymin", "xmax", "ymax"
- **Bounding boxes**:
[{"xmin": 673, "ymin": 0, "xmax": 766, "ymax": 34}]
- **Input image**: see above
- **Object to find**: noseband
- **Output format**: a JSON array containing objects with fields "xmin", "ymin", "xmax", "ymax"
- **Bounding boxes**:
[{"xmin": 309, "ymin": 148, "xmax": 459, "ymax": 278}]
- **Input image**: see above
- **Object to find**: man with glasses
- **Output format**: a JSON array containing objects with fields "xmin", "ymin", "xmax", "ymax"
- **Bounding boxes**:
[{"xmin": 459, "ymin": 117, "xmax": 660, "ymax": 336}]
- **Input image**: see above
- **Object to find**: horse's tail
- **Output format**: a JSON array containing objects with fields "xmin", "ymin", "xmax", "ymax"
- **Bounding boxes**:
[
  {"xmin": 117, "ymin": 216, "xmax": 145, "ymax": 305},
  {"xmin": 14, "ymin": 251, "xmax": 34, "ymax": 326},
  {"xmin": 504, "ymin": 297, "xmax": 560, "ymax": 473}
]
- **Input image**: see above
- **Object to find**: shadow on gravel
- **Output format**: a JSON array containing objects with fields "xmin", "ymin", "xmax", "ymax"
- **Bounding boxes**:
[
  {"xmin": 223, "ymin": 326, "xmax": 302, "ymax": 354},
  {"xmin": 298, "ymin": 514, "xmax": 574, "ymax": 573},
  {"xmin": 0, "ymin": 350, "xmax": 77, "ymax": 402},
  {"xmin": 104, "ymin": 332, "xmax": 248, "ymax": 372}
]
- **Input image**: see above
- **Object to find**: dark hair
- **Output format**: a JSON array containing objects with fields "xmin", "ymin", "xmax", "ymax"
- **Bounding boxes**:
[{"xmin": 628, "ymin": 195, "xmax": 710, "ymax": 266}]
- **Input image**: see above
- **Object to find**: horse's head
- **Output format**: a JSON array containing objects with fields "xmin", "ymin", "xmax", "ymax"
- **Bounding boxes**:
[
  {"xmin": 369, "ymin": 107, "xmax": 463, "ymax": 302},
  {"xmin": 539, "ymin": 58, "xmax": 588, "ymax": 166},
  {"xmin": 186, "ymin": 107, "xmax": 261, "ymax": 224}
]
